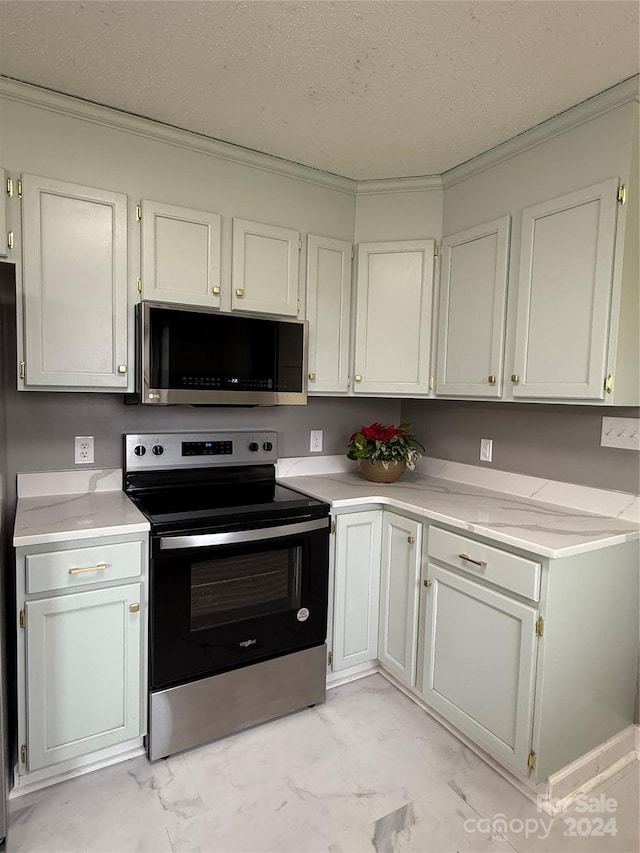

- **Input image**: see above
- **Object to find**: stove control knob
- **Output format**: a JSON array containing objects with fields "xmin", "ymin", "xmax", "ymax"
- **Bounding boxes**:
[
  {"xmin": 133, "ymin": 445, "xmax": 146, "ymax": 457},
  {"xmin": 151, "ymin": 445, "xmax": 164, "ymax": 456},
  {"xmin": 263, "ymin": 441, "xmax": 273, "ymax": 452},
  {"xmin": 248, "ymin": 442, "xmax": 259, "ymax": 452}
]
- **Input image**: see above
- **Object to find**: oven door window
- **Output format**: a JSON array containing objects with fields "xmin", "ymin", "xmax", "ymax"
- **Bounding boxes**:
[{"xmin": 190, "ymin": 545, "xmax": 301, "ymax": 630}]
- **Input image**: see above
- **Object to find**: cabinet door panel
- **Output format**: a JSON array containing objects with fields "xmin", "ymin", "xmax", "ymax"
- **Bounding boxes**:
[
  {"xmin": 378, "ymin": 512, "xmax": 422, "ymax": 686},
  {"xmin": 232, "ymin": 219, "xmax": 299, "ymax": 316},
  {"xmin": 26, "ymin": 584, "xmax": 142, "ymax": 771},
  {"xmin": 512, "ymin": 179, "xmax": 618, "ymax": 400},
  {"xmin": 333, "ymin": 511, "xmax": 382, "ymax": 670},
  {"xmin": 306, "ymin": 234, "xmax": 352, "ymax": 394},
  {"xmin": 422, "ymin": 565, "xmax": 538, "ymax": 775},
  {"xmin": 21, "ymin": 174, "xmax": 128, "ymax": 388},
  {"xmin": 354, "ymin": 241, "xmax": 434, "ymax": 395},
  {"xmin": 436, "ymin": 217, "xmax": 510, "ymax": 397},
  {"xmin": 142, "ymin": 200, "xmax": 221, "ymax": 307}
]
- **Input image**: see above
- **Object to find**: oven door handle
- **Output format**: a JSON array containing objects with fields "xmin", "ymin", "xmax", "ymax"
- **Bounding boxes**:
[{"xmin": 159, "ymin": 518, "xmax": 329, "ymax": 550}]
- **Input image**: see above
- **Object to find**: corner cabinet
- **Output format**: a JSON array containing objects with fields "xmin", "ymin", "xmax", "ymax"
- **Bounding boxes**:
[
  {"xmin": 140, "ymin": 199, "xmax": 221, "ymax": 308},
  {"xmin": 232, "ymin": 218, "xmax": 300, "ymax": 316},
  {"xmin": 435, "ymin": 217, "xmax": 510, "ymax": 398},
  {"xmin": 15, "ymin": 533, "xmax": 148, "ymax": 784},
  {"xmin": 353, "ymin": 240, "xmax": 435, "ymax": 396},
  {"xmin": 20, "ymin": 174, "xmax": 130, "ymax": 391},
  {"xmin": 306, "ymin": 234, "xmax": 353, "ymax": 394}
]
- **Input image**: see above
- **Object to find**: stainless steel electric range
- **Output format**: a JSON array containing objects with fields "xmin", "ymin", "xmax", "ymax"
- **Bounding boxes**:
[{"xmin": 124, "ymin": 431, "xmax": 330, "ymax": 761}]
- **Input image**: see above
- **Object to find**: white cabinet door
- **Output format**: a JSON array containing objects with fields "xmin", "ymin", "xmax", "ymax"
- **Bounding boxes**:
[
  {"xmin": 511, "ymin": 178, "xmax": 619, "ymax": 400},
  {"xmin": 333, "ymin": 511, "xmax": 382, "ymax": 671},
  {"xmin": 25, "ymin": 584, "xmax": 142, "ymax": 771},
  {"xmin": 21, "ymin": 174, "xmax": 129, "ymax": 389},
  {"xmin": 141, "ymin": 199, "xmax": 221, "ymax": 307},
  {"xmin": 232, "ymin": 218, "xmax": 300, "ymax": 316},
  {"xmin": 378, "ymin": 512, "xmax": 422, "ymax": 687},
  {"xmin": 422, "ymin": 564, "xmax": 538, "ymax": 775},
  {"xmin": 306, "ymin": 234, "xmax": 352, "ymax": 394},
  {"xmin": 0, "ymin": 167, "xmax": 7, "ymax": 257},
  {"xmin": 436, "ymin": 217, "xmax": 510, "ymax": 398},
  {"xmin": 353, "ymin": 240, "xmax": 434, "ymax": 395}
]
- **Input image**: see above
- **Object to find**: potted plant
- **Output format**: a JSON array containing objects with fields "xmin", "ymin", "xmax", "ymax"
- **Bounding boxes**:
[{"xmin": 347, "ymin": 422, "xmax": 424, "ymax": 483}]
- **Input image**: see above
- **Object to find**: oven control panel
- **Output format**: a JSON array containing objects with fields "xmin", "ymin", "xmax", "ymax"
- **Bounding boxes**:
[{"xmin": 124, "ymin": 431, "xmax": 278, "ymax": 470}]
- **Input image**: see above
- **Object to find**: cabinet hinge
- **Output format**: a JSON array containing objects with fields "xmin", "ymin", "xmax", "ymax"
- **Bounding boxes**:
[
  {"xmin": 617, "ymin": 185, "xmax": 627, "ymax": 205},
  {"xmin": 6, "ymin": 177, "xmax": 13, "ymax": 198},
  {"xmin": 19, "ymin": 609, "xmax": 25, "ymax": 629},
  {"xmin": 16, "ymin": 179, "xmax": 22, "ymax": 199},
  {"xmin": 535, "ymin": 616, "xmax": 544, "ymax": 637},
  {"xmin": 527, "ymin": 750, "xmax": 536, "ymax": 772},
  {"xmin": 7, "ymin": 231, "xmax": 14, "ymax": 251},
  {"xmin": 19, "ymin": 361, "xmax": 25, "ymax": 380},
  {"xmin": 328, "ymin": 651, "xmax": 333, "ymax": 667},
  {"xmin": 298, "ymin": 238, "xmax": 302, "ymax": 251},
  {"xmin": 20, "ymin": 744, "xmax": 27, "ymax": 764},
  {"xmin": 331, "ymin": 519, "xmax": 336, "ymax": 535},
  {"xmin": 604, "ymin": 374, "xmax": 613, "ymax": 394},
  {"xmin": 136, "ymin": 277, "xmax": 142, "ymax": 294},
  {"xmin": 136, "ymin": 204, "xmax": 142, "ymax": 221}
]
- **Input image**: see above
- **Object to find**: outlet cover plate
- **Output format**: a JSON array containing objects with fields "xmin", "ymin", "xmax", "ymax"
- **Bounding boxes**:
[
  {"xmin": 480, "ymin": 438, "xmax": 493, "ymax": 463},
  {"xmin": 75, "ymin": 436, "xmax": 95, "ymax": 464},
  {"xmin": 600, "ymin": 417, "xmax": 640, "ymax": 450},
  {"xmin": 310, "ymin": 430, "xmax": 323, "ymax": 453}
]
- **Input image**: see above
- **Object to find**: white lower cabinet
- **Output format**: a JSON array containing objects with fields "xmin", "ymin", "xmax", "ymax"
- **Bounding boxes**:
[
  {"xmin": 378, "ymin": 511, "xmax": 422, "ymax": 687},
  {"xmin": 16, "ymin": 533, "xmax": 148, "ymax": 782},
  {"xmin": 332, "ymin": 511, "xmax": 382, "ymax": 671}
]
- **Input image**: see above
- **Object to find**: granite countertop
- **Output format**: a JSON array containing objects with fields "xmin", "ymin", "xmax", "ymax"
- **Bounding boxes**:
[
  {"xmin": 279, "ymin": 469, "xmax": 640, "ymax": 559},
  {"xmin": 14, "ymin": 490, "xmax": 150, "ymax": 547}
]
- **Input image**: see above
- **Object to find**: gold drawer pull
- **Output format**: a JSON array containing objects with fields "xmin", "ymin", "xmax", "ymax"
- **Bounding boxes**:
[
  {"xmin": 69, "ymin": 562, "xmax": 108, "ymax": 575},
  {"xmin": 354, "ymin": 374, "xmax": 362, "ymax": 382},
  {"xmin": 129, "ymin": 603, "xmax": 140, "ymax": 613},
  {"xmin": 212, "ymin": 285, "xmax": 221, "ymax": 295},
  {"xmin": 459, "ymin": 553, "xmax": 487, "ymax": 568},
  {"xmin": 423, "ymin": 579, "xmax": 432, "ymax": 588},
  {"xmin": 488, "ymin": 375, "xmax": 496, "ymax": 385},
  {"xmin": 235, "ymin": 288, "xmax": 244, "ymax": 297},
  {"xmin": 118, "ymin": 365, "xmax": 127, "ymax": 374},
  {"xmin": 407, "ymin": 536, "xmax": 415, "ymax": 544},
  {"xmin": 511, "ymin": 374, "xmax": 520, "ymax": 384},
  {"xmin": 308, "ymin": 373, "xmax": 316, "ymax": 381}
]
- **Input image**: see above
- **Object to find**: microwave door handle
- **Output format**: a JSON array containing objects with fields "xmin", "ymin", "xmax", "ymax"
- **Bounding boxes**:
[{"xmin": 159, "ymin": 518, "xmax": 328, "ymax": 550}]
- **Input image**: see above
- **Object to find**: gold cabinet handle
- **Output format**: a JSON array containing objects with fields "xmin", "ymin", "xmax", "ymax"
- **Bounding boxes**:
[
  {"xmin": 129, "ymin": 603, "xmax": 140, "ymax": 613},
  {"xmin": 308, "ymin": 373, "xmax": 316, "ymax": 381},
  {"xmin": 407, "ymin": 536, "xmax": 415, "ymax": 544},
  {"xmin": 459, "ymin": 553, "xmax": 487, "ymax": 568},
  {"xmin": 118, "ymin": 365, "xmax": 127, "ymax": 374},
  {"xmin": 488, "ymin": 375, "xmax": 496, "ymax": 385},
  {"xmin": 604, "ymin": 374, "xmax": 613, "ymax": 394},
  {"xmin": 511, "ymin": 374, "xmax": 520, "ymax": 384},
  {"xmin": 354, "ymin": 375, "xmax": 362, "ymax": 382},
  {"xmin": 212, "ymin": 286, "xmax": 221, "ymax": 295},
  {"xmin": 235, "ymin": 288, "xmax": 244, "ymax": 297},
  {"xmin": 69, "ymin": 562, "xmax": 108, "ymax": 575},
  {"xmin": 423, "ymin": 579, "xmax": 432, "ymax": 588}
]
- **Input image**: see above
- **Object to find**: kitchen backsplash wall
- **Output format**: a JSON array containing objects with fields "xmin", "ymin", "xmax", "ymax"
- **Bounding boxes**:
[{"xmin": 403, "ymin": 399, "xmax": 640, "ymax": 494}]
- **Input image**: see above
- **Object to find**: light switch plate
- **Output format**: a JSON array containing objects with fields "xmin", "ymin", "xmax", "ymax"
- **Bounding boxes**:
[{"xmin": 600, "ymin": 417, "xmax": 640, "ymax": 450}]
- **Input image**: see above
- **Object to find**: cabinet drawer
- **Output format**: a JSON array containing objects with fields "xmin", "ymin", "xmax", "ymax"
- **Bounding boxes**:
[
  {"xmin": 26, "ymin": 541, "xmax": 143, "ymax": 594},
  {"xmin": 427, "ymin": 527, "xmax": 541, "ymax": 601}
]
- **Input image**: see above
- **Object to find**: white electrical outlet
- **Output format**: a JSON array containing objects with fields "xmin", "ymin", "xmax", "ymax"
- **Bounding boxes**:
[
  {"xmin": 75, "ymin": 436, "xmax": 94, "ymax": 464},
  {"xmin": 310, "ymin": 430, "xmax": 323, "ymax": 453},
  {"xmin": 600, "ymin": 417, "xmax": 640, "ymax": 451},
  {"xmin": 480, "ymin": 438, "xmax": 493, "ymax": 463}
]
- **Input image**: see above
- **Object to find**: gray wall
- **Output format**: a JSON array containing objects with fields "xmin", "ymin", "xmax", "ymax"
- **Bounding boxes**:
[{"xmin": 403, "ymin": 399, "xmax": 640, "ymax": 494}]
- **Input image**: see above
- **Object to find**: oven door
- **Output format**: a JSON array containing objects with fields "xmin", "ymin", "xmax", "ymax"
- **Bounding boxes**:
[{"xmin": 150, "ymin": 517, "xmax": 329, "ymax": 690}]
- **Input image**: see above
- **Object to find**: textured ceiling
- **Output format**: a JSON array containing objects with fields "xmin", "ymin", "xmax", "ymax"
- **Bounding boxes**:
[{"xmin": 0, "ymin": 1, "xmax": 638, "ymax": 180}]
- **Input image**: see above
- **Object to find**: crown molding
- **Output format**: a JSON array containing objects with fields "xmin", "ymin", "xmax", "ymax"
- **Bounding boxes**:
[
  {"xmin": 442, "ymin": 75, "xmax": 640, "ymax": 189},
  {"xmin": 356, "ymin": 176, "xmax": 442, "ymax": 195},
  {"xmin": 0, "ymin": 77, "xmax": 358, "ymax": 195}
]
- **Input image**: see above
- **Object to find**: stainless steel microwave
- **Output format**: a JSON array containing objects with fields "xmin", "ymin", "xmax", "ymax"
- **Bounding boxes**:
[{"xmin": 137, "ymin": 302, "xmax": 308, "ymax": 406}]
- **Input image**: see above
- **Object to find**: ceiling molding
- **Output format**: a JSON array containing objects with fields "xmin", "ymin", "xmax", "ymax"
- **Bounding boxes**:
[
  {"xmin": 356, "ymin": 176, "xmax": 442, "ymax": 195},
  {"xmin": 442, "ymin": 75, "xmax": 640, "ymax": 189},
  {"xmin": 0, "ymin": 77, "xmax": 358, "ymax": 195}
]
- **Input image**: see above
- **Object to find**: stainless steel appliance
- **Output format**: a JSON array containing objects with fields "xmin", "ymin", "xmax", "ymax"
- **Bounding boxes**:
[
  {"xmin": 136, "ymin": 302, "xmax": 308, "ymax": 406},
  {"xmin": 124, "ymin": 431, "xmax": 330, "ymax": 761}
]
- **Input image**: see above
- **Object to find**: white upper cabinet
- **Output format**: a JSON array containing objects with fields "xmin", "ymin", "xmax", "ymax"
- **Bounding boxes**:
[
  {"xmin": 141, "ymin": 199, "xmax": 221, "ymax": 308},
  {"xmin": 436, "ymin": 216, "xmax": 510, "ymax": 398},
  {"xmin": 21, "ymin": 174, "xmax": 129, "ymax": 390},
  {"xmin": 306, "ymin": 234, "xmax": 352, "ymax": 395},
  {"xmin": 353, "ymin": 240, "xmax": 435, "ymax": 396},
  {"xmin": 511, "ymin": 178, "xmax": 619, "ymax": 401},
  {"xmin": 0, "ymin": 167, "xmax": 7, "ymax": 257},
  {"xmin": 232, "ymin": 218, "xmax": 300, "ymax": 316}
]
